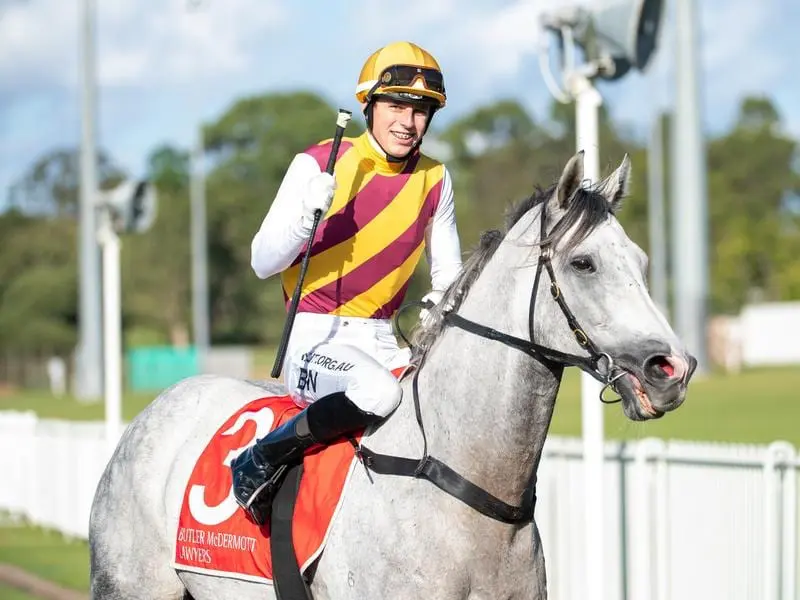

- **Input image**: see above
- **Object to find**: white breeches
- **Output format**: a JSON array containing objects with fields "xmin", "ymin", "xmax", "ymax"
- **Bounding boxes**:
[{"xmin": 282, "ymin": 312, "xmax": 409, "ymax": 417}]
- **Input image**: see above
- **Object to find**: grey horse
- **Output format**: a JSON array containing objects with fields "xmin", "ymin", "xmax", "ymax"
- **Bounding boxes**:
[{"xmin": 88, "ymin": 152, "xmax": 696, "ymax": 599}]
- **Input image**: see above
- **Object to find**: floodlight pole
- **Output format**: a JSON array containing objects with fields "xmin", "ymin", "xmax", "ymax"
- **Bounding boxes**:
[
  {"xmin": 539, "ymin": 2, "xmax": 666, "ymax": 597},
  {"xmin": 97, "ymin": 208, "xmax": 123, "ymax": 454},
  {"xmin": 538, "ymin": 16, "xmax": 607, "ymax": 599},
  {"xmin": 76, "ymin": 0, "xmax": 103, "ymax": 402},
  {"xmin": 672, "ymin": 0, "xmax": 708, "ymax": 372},
  {"xmin": 190, "ymin": 128, "xmax": 210, "ymax": 372},
  {"xmin": 186, "ymin": 2, "xmax": 211, "ymax": 374},
  {"xmin": 569, "ymin": 71, "xmax": 606, "ymax": 600}
]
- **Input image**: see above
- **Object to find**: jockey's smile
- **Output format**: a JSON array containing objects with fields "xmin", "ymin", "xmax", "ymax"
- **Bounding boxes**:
[{"xmin": 368, "ymin": 98, "xmax": 430, "ymax": 159}]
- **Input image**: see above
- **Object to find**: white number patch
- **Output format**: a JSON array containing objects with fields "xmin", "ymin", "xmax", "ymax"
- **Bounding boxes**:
[{"xmin": 187, "ymin": 406, "xmax": 275, "ymax": 526}]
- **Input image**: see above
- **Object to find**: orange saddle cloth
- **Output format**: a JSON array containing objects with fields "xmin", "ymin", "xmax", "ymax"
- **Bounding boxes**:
[{"xmin": 172, "ymin": 394, "xmax": 362, "ymax": 584}]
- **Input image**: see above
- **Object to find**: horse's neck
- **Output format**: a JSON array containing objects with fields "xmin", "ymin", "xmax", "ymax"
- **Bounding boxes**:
[
  {"xmin": 416, "ymin": 330, "xmax": 563, "ymax": 503},
  {"xmin": 368, "ymin": 326, "xmax": 563, "ymax": 508}
]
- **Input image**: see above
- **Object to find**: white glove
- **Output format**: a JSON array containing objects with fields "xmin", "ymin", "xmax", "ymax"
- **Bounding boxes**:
[
  {"xmin": 301, "ymin": 172, "xmax": 337, "ymax": 229},
  {"xmin": 419, "ymin": 289, "xmax": 445, "ymax": 326}
]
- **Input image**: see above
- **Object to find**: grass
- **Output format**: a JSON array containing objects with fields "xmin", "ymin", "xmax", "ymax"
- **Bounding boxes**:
[
  {"xmin": 0, "ymin": 347, "xmax": 281, "ymax": 423},
  {"xmin": 251, "ymin": 345, "xmax": 279, "ymax": 378},
  {"xmin": 549, "ymin": 364, "xmax": 800, "ymax": 446},
  {"xmin": 2, "ymin": 360, "xmax": 799, "ymax": 446},
  {"xmin": 0, "ymin": 388, "xmax": 156, "ymax": 422},
  {"xmin": 0, "ymin": 517, "xmax": 89, "ymax": 592}
]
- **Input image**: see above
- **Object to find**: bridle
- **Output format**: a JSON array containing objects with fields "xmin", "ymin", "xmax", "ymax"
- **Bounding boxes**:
[
  {"xmin": 357, "ymin": 198, "xmax": 627, "ymax": 525},
  {"xmin": 445, "ymin": 200, "xmax": 627, "ymax": 400}
]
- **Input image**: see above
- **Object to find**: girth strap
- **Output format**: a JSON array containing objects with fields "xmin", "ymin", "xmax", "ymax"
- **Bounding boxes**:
[
  {"xmin": 270, "ymin": 464, "xmax": 312, "ymax": 600},
  {"xmin": 356, "ymin": 446, "xmax": 535, "ymax": 525}
]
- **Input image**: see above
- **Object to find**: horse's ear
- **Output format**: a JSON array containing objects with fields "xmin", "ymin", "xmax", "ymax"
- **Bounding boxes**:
[
  {"xmin": 600, "ymin": 154, "xmax": 631, "ymax": 212},
  {"xmin": 556, "ymin": 151, "xmax": 585, "ymax": 209}
]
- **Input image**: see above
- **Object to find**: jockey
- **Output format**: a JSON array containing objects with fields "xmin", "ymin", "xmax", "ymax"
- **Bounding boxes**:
[{"xmin": 230, "ymin": 41, "xmax": 463, "ymax": 525}]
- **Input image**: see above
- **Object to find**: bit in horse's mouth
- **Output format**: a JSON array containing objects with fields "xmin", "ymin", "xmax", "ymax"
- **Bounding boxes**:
[{"xmin": 628, "ymin": 373, "xmax": 661, "ymax": 417}]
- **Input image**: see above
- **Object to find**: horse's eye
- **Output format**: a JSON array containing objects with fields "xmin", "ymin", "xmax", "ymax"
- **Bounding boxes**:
[{"xmin": 570, "ymin": 256, "xmax": 596, "ymax": 273}]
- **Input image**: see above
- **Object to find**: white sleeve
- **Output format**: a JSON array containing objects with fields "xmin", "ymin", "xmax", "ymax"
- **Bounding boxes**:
[
  {"xmin": 250, "ymin": 153, "xmax": 322, "ymax": 280},
  {"xmin": 425, "ymin": 165, "xmax": 463, "ymax": 292}
]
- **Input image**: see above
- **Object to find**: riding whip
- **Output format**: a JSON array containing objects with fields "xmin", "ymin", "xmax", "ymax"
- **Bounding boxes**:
[{"xmin": 271, "ymin": 108, "xmax": 352, "ymax": 379}]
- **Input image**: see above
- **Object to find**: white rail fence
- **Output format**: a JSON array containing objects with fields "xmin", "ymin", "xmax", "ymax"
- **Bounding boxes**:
[
  {"xmin": 0, "ymin": 410, "xmax": 797, "ymax": 600},
  {"xmin": 536, "ymin": 436, "xmax": 798, "ymax": 600}
]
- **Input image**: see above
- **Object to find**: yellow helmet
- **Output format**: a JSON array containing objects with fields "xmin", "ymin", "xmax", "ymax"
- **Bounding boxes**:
[{"xmin": 355, "ymin": 41, "xmax": 446, "ymax": 109}]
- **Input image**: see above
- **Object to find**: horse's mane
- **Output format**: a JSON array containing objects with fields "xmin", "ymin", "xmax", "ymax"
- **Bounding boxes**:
[{"xmin": 409, "ymin": 180, "xmax": 612, "ymax": 362}]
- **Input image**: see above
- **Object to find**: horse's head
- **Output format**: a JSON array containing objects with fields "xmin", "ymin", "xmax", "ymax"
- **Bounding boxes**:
[{"xmin": 503, "ymin": 151, "xmax": 696, "ymax": 421}]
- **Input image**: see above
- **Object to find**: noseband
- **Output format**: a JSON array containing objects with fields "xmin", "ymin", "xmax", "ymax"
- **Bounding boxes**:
[{"xmin": 359, "ymin": 199, "xmax": 626, "ymax": 526}]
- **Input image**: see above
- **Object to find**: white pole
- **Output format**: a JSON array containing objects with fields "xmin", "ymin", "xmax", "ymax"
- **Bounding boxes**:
[
  {"xmin": 190, "ymin": 128, "xmax": 210, "ymax": 372},
  {"xmin": 573, "ymin": 73, "xmax": 605, "ymax": 600},
  {"xmin": 76, "ymin": 0, "xmax": 103, "ymax": 401},
  {"xmin": 672, "ymin": 0, "xmax": 708, "ymax": 372},
  {"xmin": 186, "ymin": 3, "xmax": 210, "ymax": 374},
  {"xmin": 780, "ymin": 443, "xmax": 797, "ymax": 600},
  {"xmin": 99, "ymin": 214, "xmax": 122, "ymax": 453}
]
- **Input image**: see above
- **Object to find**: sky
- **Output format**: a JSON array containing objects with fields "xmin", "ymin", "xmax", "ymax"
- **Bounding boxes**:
[{"xmin": 0, "ymin": 0, "xmax": 797, "ymax": 202}]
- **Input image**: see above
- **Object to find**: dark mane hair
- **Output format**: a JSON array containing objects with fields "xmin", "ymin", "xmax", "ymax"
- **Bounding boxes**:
[{"xmin": 409, "ymin": 179, "xmax": 612, "ymax": 361}]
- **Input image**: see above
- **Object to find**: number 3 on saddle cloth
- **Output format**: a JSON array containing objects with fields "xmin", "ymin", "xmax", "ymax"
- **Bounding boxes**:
[{"xmin": 171, "ymin": 366, "xmax": 409, "ymax": 585}]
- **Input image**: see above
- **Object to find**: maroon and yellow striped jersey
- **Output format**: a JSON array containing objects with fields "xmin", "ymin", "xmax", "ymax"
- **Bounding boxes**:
[{"xmin": 280, "ymin": 133, "xmax": 444, "ymax": 319}]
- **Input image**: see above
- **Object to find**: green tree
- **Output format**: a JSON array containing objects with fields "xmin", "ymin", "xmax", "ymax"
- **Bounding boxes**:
[
  {"xmin": 437, "ymin": 97, "xmax": 646, "ymax": 248},
  {"xmin": 6, "ymin": 148, "xmax": 124, "ymax": 217},
  {"xmin": 0, "ymin": 211, "xmax": 77, "ymax": 352},
  {"xmin": 706, "ymin": 96, "xmax": 798, "ymax": 312},
  {"xmin": 120, "ymin": 145, "xmax": 193, "ymax": 346}
]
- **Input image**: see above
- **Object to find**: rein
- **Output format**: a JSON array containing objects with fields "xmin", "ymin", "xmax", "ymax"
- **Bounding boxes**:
[{"xmin": 360, "ymin": 201, "xmax": 626, "ymax": 525}]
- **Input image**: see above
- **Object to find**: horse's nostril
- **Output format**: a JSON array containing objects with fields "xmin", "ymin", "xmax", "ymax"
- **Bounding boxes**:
[{"xmin": 644, "ymin": 355, "xmax": 678, "ymax": 381}]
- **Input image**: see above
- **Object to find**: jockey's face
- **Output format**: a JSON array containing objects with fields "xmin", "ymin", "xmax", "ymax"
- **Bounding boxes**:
[{"xmin": 368, "ymin": 97, "xmax": 430, "ymax": 159}]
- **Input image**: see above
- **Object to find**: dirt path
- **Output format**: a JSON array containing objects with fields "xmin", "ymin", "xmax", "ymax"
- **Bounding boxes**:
[{"xmin": 0, "ymin": 564, "xmax": 88, "ymax": 600}]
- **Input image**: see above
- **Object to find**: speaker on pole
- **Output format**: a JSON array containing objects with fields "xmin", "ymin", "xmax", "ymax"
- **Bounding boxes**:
[
  {"xmin": 541, "ymin": 0, "xmax": 665, "ymax": 81},
  {"xmin": 102, "ymin": 179, "xmax": 158, "ymax": 234}
]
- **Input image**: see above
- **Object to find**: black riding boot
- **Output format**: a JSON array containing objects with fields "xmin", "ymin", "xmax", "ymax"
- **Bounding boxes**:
[{"xmin": 230, "ymin": 392, "xmax": 383, "ymax": 525}]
